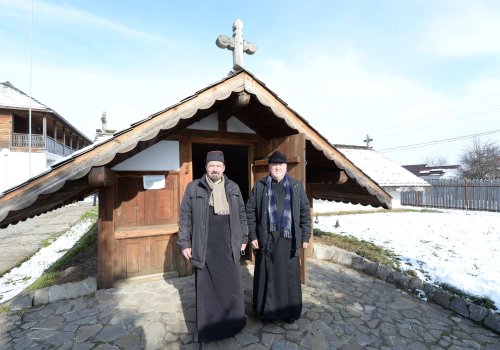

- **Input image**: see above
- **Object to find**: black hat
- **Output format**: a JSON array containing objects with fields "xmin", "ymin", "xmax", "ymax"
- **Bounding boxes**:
[
  {"xmin": 268, "ymin": 151, "xmax": 287, "ymax": 164},
  {"xmin": 206, "ymin": 150, "xmax": 225, "ymax": 164}
]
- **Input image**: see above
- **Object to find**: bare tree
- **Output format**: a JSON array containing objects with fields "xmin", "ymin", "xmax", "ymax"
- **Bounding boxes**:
[
  {"xmin": 459, "ymin": 138, "xmax": 500, "ymax": 179},
  {"xmin": 424, "ymin": 156, "xmax": 448, "ymax": 166}
]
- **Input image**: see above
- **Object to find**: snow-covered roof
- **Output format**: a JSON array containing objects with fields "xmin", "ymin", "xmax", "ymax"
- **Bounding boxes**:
[
  {"xmin": 336, "ymin": 146, "xmax": 430, "ymax": 188},
  {"xmin": 403, "ymin": 164, "xmax": 461, "ymax": 180},
  {"xmin": 0, "ymin": 81, "xmax": 49, "ymax": 111}
]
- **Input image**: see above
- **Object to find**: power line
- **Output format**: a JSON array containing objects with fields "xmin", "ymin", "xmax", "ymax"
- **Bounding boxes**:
[
  {"xmin": 346, "ymin": 93, "xmax": 500, "ymax": 140},
  {"xmin": 378, "ymin": 129, "xmax": 500, "ymax": 153},
  {"xmin": 371, "ymin": 93, "xmax": 500, "ymax": 136},
  {"xmin": 375, "ymin": 104, "xmax": 500, "ymax": 140}
]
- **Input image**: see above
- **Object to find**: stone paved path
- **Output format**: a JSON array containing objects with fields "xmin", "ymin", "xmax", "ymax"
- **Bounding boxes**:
[
  {"xmin": 1, "ymin": 259, "xmax": 499, "ymax": 349},
  {"xmin": 0, "ymin": 201, "xmax": 94, "ymax": 275}
]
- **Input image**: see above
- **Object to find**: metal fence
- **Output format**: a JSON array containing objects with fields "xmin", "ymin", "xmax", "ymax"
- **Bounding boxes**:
[{"xmin": 401, "ymin": 178, "xmax": 500, "ymax": 212}]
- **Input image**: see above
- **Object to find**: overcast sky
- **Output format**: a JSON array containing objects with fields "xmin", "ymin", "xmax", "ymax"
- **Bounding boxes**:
[{"xmin": 1, "ymin": 0, "xmax": 499, "ymax": 165}]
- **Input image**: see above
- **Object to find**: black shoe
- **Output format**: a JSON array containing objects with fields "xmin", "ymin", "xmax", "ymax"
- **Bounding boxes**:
[{"xmin": 285, "ymin": 318, "xmax": 296, "ymax": 324}]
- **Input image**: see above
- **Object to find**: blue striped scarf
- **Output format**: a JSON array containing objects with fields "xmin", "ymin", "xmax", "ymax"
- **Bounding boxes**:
[{"xmin": 267, "ymin": 174, "xmax": 292, "ymax": 239}]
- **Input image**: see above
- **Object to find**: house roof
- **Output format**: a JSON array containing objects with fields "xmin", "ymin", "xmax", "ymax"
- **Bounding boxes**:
[
  {"xmin": 0, "ymin": 81, "xmax": 92, "ymax": 143},
  {"xmin": 0, "ymin": 69, "xmax": 392, "ymax": 227},
  {"xmin": 336, "ymin": 145, "xmax": 430, "ymax": 188},
  {"xmin": 402, "ymin": 164, "xmax": 461, "ymax": 179}
]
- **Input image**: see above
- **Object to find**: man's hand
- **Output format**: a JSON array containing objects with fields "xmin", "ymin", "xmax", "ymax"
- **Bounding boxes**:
[
  {"xmin": 182, "ymin": 248, "xmax": 192, "ymax": 260},
  {"xmin": 241, "ymin": 243, "xmax": 247, "ymax": 251},
  {"xmin": 251, "ymin": 239, "xmax": 259, "ymax": 249},
  {"xmin": 302, "ymin": 242, "xmax": 309, "ymax": 249}
]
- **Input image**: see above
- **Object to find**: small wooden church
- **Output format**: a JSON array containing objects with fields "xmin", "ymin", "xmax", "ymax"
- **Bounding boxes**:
[{"xmin": 0, "ymin": 20, "xmax": 391, "ymax": 289}]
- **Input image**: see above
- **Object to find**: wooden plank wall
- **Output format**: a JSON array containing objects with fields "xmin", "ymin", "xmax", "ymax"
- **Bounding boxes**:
[
  {"xmin": 0, "ymin": 113, "xmax": 12, "ymax": 149},
  {"xmin": 112, "ymin": 172, "xmax": 180, "ymax": 281}
]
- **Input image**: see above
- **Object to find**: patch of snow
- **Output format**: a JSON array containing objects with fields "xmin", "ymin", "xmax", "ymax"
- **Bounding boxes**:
[
  {"xmin": 314, "ymin": 206, "xmax": 500, "ymax": 309},
  {"xmin": 0, "ymin": 218, "xmax": 95, "ymax": 304}
]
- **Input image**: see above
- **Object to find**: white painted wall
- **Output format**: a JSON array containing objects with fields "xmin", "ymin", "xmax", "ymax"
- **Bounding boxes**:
[
  {"xmin": 186, "ymin": 113, "xmax": 256, "ymax": 134},
  {"xmin": 186, "ymin": 112, "xmax": 218, "ymax": 131},
  {"xmin": 112, "ymin": 140, "xmax": 180, "ymax": 171},
  {"xmin": 227, "ymin": 116, "xmax": 256, "ymax": 133},
  {"xmin": 0, "ymin": 151, "xmax": 48, "ymax": 192}
]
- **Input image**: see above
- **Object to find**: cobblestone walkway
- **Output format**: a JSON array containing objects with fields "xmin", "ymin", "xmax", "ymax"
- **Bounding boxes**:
[{"xmin": 1, "ymin": 258, "xmax": 499, "ymax": 349}]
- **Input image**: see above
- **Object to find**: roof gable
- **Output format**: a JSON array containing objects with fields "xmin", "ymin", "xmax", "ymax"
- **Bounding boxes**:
[
  {"xmin": 0, "ymin": 70, "xmax": 391, "ymax": 227},
  {"xmin": 336, "ymin": 147, "xmax": 430, "ymax": 188},
  {"xmin": 0, "ymin": 81, "xmax": 48, "ymax": 111}
]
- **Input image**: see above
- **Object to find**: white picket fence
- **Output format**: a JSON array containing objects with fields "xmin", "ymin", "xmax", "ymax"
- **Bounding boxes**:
[{"xmin": 401, "ymin": 178, "xmax": 500, "ymax": 212}]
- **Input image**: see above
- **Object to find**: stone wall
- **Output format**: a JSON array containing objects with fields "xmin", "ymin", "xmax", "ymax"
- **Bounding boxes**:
[{"xmin": 313, "ymin": 243, "xmax": 500, "ymax": 334}]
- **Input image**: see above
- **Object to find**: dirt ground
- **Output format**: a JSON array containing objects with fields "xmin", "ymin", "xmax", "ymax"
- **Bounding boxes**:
[{"xmin": 55, "ymin": 240, "xmax": 98, "ymax": 285}]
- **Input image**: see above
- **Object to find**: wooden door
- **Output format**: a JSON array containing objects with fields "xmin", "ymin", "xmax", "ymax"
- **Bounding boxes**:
[
  {"xmin": 251, "ymin": 134, "xmax": 309, "ymax": 284},
  {"xmin": 114, "ymin": 172, "xmax": 180, "ymax": 281}
]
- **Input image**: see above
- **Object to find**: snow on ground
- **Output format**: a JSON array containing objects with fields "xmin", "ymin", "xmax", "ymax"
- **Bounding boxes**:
[
  {"xmin": 1, "ymin": 198, "xmax": 498, "ymax": 310},
  {"xmin": 0, "ymin": 218, "xmax": 95, "ymax": 304},
  {"xmin": 313, "ymin": 201, "xmax": 500, "ymax": 309}
]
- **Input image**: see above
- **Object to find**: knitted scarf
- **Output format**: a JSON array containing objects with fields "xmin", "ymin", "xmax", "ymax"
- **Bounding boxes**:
[
  {"xmin": 267, "ymin": 174, "xmax": 292, "ymax": 239},
  {"xmin": 205, "ymin": 175, "xmax": 230, "ymax": 215}
]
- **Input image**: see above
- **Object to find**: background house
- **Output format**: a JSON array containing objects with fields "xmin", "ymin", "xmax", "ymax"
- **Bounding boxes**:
[
  {"xmin": 333, "ymin": 145, "xmax": 431, "ymax": 208},
  {"xmin": 0, "ymin": 81, "xmax": 92, "ymax": 192},
  {"xmin": 402, "ymin": 163, "xmax": 461, "ymax": 180}
]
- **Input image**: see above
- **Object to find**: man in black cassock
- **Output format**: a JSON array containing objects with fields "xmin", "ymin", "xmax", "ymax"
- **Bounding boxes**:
[
  {"xmin": 177, "ymin": 150, "xmax": 248, "ymax": 342},
  {"xmin": 246, "ymin": 150, "xmax": 311, "ymax": 323}
]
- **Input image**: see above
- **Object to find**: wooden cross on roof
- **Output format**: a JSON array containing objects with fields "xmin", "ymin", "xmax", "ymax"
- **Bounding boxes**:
[
  {"xmin": 364, "ymin": 134, "xmax": 373, "ymax": 148},
  {"xmin": 216, "ymin": 19, "xmax": 257, "ymax": 71}
]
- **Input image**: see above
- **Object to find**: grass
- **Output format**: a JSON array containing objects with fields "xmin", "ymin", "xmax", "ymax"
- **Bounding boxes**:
[
  {"xmin": 0, "ymin": 207, "xmax": 99, "ymax": 280},
  {"xmin": 315, "ymin": 208, "xmax": 441, "ymax": 217},
  {"xmin": 438, "ymin": 283, "xmax": 497, "ymax": 310},
  {"xmin": 313, "ymin": 228, "xmax": 402, "ymax": 270},
  {"xmin": 314, "ymin": 225, "xmax": 498, "ymax": 311},
  {"xmin": 0, "ymin": 304, "xmax": 9, "ymax": 314},
  {"xmin": 27, "ymin": 208, "xmax": 98, "ymax": 291}
]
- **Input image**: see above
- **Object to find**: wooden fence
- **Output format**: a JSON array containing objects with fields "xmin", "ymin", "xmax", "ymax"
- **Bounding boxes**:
[{"xmin": 401, "ymin": 178, "xmax": 500, "ymax": 212}]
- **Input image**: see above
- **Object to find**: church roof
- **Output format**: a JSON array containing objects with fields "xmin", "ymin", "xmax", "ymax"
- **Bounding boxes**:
[
  {"xmin": 335, "ymin": 146, "xmax": 430, "ymax": 188},
  {"xmin": 0, "ymin": 69, "xmax": 392, "ymax": 227}
]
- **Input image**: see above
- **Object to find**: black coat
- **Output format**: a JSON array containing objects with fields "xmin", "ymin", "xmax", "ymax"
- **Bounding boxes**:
[
  {"xmin": 246, "ymin": 175, "xmax": 311, "ymax": 255},
  {"xmin": 177, "ymin": 175, "xmax": 249, "ymax": 269}
]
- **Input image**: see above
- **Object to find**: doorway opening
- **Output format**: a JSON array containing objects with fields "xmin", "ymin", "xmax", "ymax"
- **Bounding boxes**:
[
  {"xmin": 192, "ymin": 143, "xmax": 252, "ymax": 262},
  {"xmin": 192, "ymin": 143, "xmax": 250, "ymax": 202}
]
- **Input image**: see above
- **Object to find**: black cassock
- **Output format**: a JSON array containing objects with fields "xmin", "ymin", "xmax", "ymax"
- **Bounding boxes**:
[
  {"xmin": 195, "ymin": 208, "xmax": 246, "ymax": 343},
  {"xmin": 253, "ymin": 181, "xmax": 302, "ymax": 321}
]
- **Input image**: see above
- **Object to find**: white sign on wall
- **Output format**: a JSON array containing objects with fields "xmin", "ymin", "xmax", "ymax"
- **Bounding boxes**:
[{"xmin": 143, "ymin": 175, "xmax": 165, "ymax": 190}]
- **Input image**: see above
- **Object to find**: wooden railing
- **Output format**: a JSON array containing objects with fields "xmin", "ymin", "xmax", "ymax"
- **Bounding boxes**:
[
  {"xmin": 11, "ymin": 133, "xmax": 45, "ymax": 148},
  {"xmin": 11, "ymin": 133, "xmax": 76, "ymax": 157}
]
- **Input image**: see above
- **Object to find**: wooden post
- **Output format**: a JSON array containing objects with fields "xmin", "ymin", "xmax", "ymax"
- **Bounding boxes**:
[
  {"xmin": 464, "ymin": 179, "xmax": 468, "ymax": 210},
  {"xmin": 97, "ymin": 177, "xmax": 115, "ymax": 289},
  {"xmin": 300, "ymin": 184, "xmax": 314, "ymax": 285},
  {"xmin": 178, "ymin": 137, "xmax": 193, "ymax": 276}
]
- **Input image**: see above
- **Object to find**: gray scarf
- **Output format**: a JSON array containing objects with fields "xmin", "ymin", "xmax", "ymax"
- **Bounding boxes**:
[{"xmin": 205, "ymin": 175, "xmax": 230, "ymax": 215}]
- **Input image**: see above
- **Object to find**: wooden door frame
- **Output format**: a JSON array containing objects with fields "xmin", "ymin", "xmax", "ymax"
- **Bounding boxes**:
[{"xmin": 251, "ymin": 134, "xmax": 309, "ymax": 284}]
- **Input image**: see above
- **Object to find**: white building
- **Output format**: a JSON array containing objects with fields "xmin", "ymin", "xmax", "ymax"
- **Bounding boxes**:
[{"xmin": 0, "ymin": 81, "xmax": 92, "ymax": 192}]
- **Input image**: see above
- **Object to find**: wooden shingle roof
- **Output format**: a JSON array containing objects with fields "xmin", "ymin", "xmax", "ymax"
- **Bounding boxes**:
[{"xmin": 0, "ymin": 70, "xmax": 391, "ymax": 227}]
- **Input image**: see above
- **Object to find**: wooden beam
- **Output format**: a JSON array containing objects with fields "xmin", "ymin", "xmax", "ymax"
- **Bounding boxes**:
[
  {"xmin": 254, "ymin": 156, "xmax": 300, "ymax": 166},
  {"xmin": 88, "ymin": 167, "xmax": 115, "ymax": 187},
  {"xmin": 115, "ymin": 224, "xmax": 179, "ymax": 239},
  {"xmin": 178, "ymin": 137, "xmax": 192, "ymax": 277},
  {"xmin": 176, "ymin": 129, "xmax": 264, "ymax": 144},
  {"xmin": 307, "ymin": 169, "xmax": 348, "ymax": 185},
  {"xmin": 97, "ymin": 184, "xmax": 115, "ymax": 289}
]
